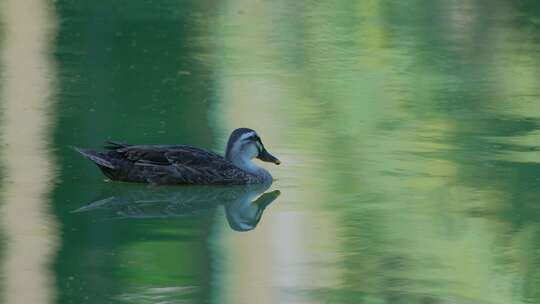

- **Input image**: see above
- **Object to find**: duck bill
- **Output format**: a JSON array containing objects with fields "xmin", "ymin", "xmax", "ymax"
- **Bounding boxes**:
[{"xmin": 257, "ymin": 147, "xmax": 281, "ymax": 165}]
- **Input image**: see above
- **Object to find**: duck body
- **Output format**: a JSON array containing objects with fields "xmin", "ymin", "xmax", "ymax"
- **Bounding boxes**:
[
  {"xmin": 77, "ymin": 143, "xmax": 262, "ymax": 185},
  {"xmin": 75, "ymin": 128, "xmax": 281, "ymax": 185}
]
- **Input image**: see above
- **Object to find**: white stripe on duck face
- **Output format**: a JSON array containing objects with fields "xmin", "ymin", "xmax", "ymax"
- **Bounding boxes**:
[
  {"xmin": 238, "ymin": 131, "xmax": 257, "ymax": 142},
  {"xmin": 238, "ymin": 131, "xmax": 263, "ymax": 153},
  {"xmin": 230, "ymin": 131, "xmax": 256, "ymax": 156}
]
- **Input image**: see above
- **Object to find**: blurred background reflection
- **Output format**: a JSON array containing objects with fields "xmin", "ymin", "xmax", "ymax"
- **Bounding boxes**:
[
  {"xmin": 1, "ymin": 0, "xmax": 540, "ymax": 303},
  {"xmin": 0, "ymin": 0, "xmax": 59, "ymax": 304}
]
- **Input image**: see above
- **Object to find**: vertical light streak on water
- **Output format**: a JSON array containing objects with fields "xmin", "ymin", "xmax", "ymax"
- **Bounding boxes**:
[
  {"xmin": 0, "ymin": 1, "xmax": 59, "ymax": 303},
  {"xmin": 208, "ymin": 1, "xmax": 341, "ymax": 303}
]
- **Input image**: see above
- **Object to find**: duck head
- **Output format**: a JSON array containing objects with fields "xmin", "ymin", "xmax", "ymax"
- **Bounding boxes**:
[{"xmin": 225, "ymin": 128, "xmax": 281, "ymax": 167}]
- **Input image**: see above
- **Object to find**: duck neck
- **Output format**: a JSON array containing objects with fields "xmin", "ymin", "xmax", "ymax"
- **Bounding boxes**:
[
  {"xmin": 227, "ymin": 153, "xmax": 271, "ymax": 181},
  {"xmin": 226, "ymin": 142, "xmax": 273, "ymax": 182},
  {"xmin": 231, "ymin": 155, "xmax": 261, "ymax": 174}
]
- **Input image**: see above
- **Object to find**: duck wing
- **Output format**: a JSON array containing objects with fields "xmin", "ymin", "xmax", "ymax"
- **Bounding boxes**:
[
  {"xmin": 163, "ymin": 146, "xmax": 226, "ymax": 166},
  {"xmin": 106, "ymin": 143, "xmax": 254, "ymax": 184},
  {"xmin": 163, "ymin": 149, "xmax": 255, "ymax": 185},
  {"xmin": 110, "ymin": 144, "xmax": 218, "ymax": 166}
]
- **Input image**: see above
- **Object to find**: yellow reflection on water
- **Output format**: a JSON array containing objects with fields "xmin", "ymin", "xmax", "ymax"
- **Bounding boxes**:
[
  {"xmin": 209, "ymin": 0, "xmax": 540, "ymax": 303},
  {"xmin": 210, "ymin": 1, "xmax": 341, "ymax": 304},
  {"xmin": 0, "ymin": 1, "xmax": 59, "ymax": 303}
]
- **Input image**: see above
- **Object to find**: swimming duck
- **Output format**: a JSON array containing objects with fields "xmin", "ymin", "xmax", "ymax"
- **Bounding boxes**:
[{"xmin": 75, "ymin": 128, "xmax": 281, "ymax": 185}]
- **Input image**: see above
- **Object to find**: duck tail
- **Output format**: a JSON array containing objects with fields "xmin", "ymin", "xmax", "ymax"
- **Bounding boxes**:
[
  {"xmin": 72, "ymin": 147, "xmax": 116, "ymax": 169},
  {"xmin": 104, "ymin": 140, "xmax": 130, "ymax": 150}
]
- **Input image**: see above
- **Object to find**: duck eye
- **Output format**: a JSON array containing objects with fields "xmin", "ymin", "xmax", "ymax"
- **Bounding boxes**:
[{"xmin": 245, "ymin": 135, "xmax": 259, "ymax": 142}]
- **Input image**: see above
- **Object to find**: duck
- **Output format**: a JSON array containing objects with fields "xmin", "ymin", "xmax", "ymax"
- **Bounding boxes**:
[{"xmin": 74, "ymin": 128, "xmax": 281, "ymax": 185}]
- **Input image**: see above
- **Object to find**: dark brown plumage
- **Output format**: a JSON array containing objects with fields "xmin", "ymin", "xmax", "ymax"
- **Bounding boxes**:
[{"xmin": 75, "ymin": 128, "xmax": 280, "ymax": 185}]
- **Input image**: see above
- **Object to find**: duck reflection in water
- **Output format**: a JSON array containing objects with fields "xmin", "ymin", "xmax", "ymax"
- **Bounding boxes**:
[{"xmin": 74, "ymin": 182, "xmax": 280, "ymax": 232}]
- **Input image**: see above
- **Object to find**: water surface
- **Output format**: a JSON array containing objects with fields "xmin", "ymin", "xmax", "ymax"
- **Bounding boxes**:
[{"xmin": 1, "ymin": 0, "xmax": 540, "ymax": 303}]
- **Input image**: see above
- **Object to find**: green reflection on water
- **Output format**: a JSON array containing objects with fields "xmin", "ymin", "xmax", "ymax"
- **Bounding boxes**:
[
  {"xmin": 51, "ymin": 1, "xmax": 219, "ymax": 303},
  {"xmin": 1, "ymin": 0, "xmax": 540, "ymax": 303}
]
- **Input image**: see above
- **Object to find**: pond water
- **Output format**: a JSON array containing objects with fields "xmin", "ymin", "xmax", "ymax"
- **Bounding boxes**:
[{"xmin": 1, "ymin": 0, "xmax": 540, "ymax": 303}]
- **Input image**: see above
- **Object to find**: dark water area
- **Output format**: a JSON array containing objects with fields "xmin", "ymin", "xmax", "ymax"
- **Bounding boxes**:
[{"xmin": 2, "ymin": 0, "xmax": 540, "ymax": 303}]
